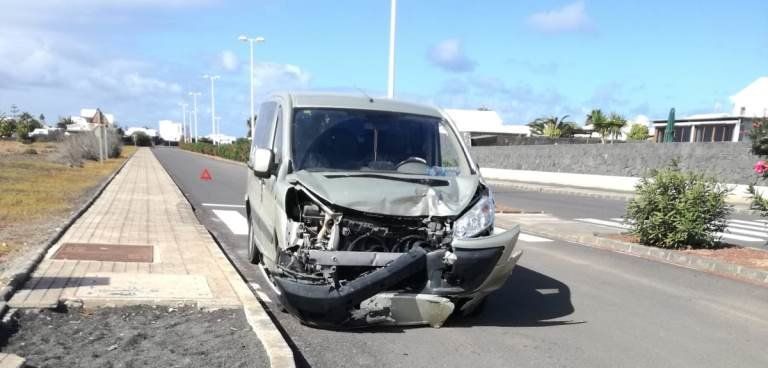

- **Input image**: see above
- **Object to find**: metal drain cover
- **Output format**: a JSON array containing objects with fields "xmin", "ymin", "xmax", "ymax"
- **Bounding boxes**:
[{"xmin": 53, "ymin": 243, "xmax": 154, "ymax": 263}]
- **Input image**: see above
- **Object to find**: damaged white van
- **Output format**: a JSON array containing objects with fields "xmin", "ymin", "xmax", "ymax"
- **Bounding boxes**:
[{"xmin": 245, "ymin": 93, "xmax": 521, "ymax": 328}]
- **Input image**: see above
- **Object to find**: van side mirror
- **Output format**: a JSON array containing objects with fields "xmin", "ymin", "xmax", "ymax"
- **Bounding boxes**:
[{"xmin": 251, "ymin": 148, "xmax": 274, "ymax": 177}]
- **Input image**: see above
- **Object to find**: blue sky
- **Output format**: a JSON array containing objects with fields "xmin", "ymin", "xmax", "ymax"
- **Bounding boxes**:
[{"xmin": 0, "ymin": 0, "xmax": 766, "ymax": 136}]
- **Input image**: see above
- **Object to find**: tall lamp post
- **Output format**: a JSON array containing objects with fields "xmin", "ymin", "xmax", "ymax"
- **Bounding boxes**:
[
  {"xmin": 238, "ymin": 35, "xmax": 265, "ymax": 139},
  {"xmin": 387, "ymin": 0, "xmax": 397, "ymax": 98},
  {"xmin": 189, "ymin": 92, "xmax": 201, "ymax": 142},
  {"xmin": 179, "ymin": 102, "xmax": 188, "ymax": 143},
  {"xmin": 203, "ymin": 74, "xmax": 220, "ymax": 144}
]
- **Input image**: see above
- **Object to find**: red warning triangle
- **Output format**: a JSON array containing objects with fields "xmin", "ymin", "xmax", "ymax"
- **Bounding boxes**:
[{"xmin": 200, "ymin": 168, "xmax": 213, "ymax": 181}]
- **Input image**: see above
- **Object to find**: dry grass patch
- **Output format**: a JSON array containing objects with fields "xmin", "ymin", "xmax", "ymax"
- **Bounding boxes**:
[{"xmin": 0, "ymin": 145, "xmax": 136, "ymax": 258}]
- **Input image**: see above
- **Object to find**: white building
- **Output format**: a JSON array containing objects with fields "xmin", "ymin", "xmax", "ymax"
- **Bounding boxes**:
[
  {"xmin": 652, "ymin": 77, "xmax": 766, "ymax": 143},
  {"xmin": 125, "ymin": 127, "xmax": 158, "ymax": 138},
  {"xmin": 158, "ymin": 120, "xmax": 182, "ymax": 142},
  {"xmin": 65, "ymin": 108, "xmax": 116, "ymax": 132},
  {"xmin": 442, "ymin": 109, "xmax": 530, "ymax": 146},
  {"xmin": 730, "ymin": 77, "xmax": 768, "ymax": 118},
  {"xmin": 205, "ymin": 133, "xmax": 237, "ymax": 145}
]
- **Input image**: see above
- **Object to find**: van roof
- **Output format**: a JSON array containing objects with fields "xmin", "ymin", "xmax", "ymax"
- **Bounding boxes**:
[{"xmin": 275, "ymin": 92, "xmax": 443, "ymax": 118}]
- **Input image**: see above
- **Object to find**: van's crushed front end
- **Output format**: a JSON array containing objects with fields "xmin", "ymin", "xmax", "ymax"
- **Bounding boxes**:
[{"xmin": 271, "ymin": 172, "xmax": 522, "ymax": 329}]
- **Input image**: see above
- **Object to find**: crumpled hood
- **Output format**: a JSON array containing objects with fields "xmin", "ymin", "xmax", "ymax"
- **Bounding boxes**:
[{"xmin": 287, "ymin": 171, "xmax": 479, "ymax": 217}]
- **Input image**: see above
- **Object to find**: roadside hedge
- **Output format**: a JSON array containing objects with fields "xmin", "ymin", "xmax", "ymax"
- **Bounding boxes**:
[
  {"xmin": 625, "ymin": 163, "xmax": 732, "ymax": 249},
  {"xmin": 180, "ymin": 139, "xmax": 250, "ymax": 163}
]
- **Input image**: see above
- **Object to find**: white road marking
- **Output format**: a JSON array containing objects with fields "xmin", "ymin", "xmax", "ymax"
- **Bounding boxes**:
[
  {"xmin": 212, "ymin": 209, "xmax": 249, "ymax": 235},
  {"xmin": 202, "ymin": 203, "xmax": 246, "ymax": 208},
  {"xmin": 518, "ymin": 233, "xmax": 553, "ymax": 243},
  {"xmin": 578, "ymin": 217, "xmax": 767, "ymax": 243},
  {"xmin": 726, "ymin": 222, "xmax": 768, "ymax": 232},
  {"xmin": 728, "ymin": 219, "xmax": 768, "ymax": 227},
  {"xmin": 723, "ymin": 227, "xmax": 768, "ymax": 238},
  {"xmin": 575, "ymin": 218, "xmax": 632, "ymax": 229},
  {"xmin": 715, "ymin": 232, "xmax": 764, "ymax": 242},
  {"xmin": 249, "ymin": 282, "xmax": 273, "ymax": 303},
  {"xmin": 259, "ymin": 264, "xmax": 282, "ymax": 296},
  {"xmin": 536, "ymin": 288, "xmax": 560, "ymax": 295}
]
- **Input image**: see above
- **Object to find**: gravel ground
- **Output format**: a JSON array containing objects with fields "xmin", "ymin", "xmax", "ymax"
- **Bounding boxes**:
[{"xmin": 1, "ymin": 305, "xmax": 268, "ymax": 368}]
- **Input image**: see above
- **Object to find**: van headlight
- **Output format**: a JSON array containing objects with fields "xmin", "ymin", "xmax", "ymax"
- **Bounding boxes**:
[{"xmin": 453, "ymin": 193, "xmax": 495, "ymax": 239}]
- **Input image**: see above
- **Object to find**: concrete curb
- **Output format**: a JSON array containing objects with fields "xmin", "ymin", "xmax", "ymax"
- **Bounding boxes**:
[
  {"xmin": 201, "ymin": 232, "xmax": 296, "ymax": 368},
  {"xmin": 154, "ymin": 148, "xmax": 295, "ymax": 368},
  {"xmin": 488, "ymin": 179, "xmax": 760, "ymax": 215},
  {"xmin": 0, "ymin": 151, "xmax": 135, "ymax": 319},
  {"xmin": 519, "ymin": 225, "xmax": 768, "ymax": 285},
  {"xmin": 488, "ymin": 180, "xmax": 634, "ymax": 201}
]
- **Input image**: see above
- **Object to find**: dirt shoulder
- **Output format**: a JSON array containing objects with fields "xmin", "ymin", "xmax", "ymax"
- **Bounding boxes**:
[
  {"xmin": 0, "ymin": 140, "xmax": 136, "ymax": 273},
  {"xmin": 1, "ymin": 305, "xmax": 267, "ymax": 368}
]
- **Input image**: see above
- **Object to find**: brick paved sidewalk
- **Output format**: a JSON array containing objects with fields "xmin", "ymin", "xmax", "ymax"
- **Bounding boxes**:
[{"xmin": 10, "ymin": 148, "xmax": 242, "ymax": 309}]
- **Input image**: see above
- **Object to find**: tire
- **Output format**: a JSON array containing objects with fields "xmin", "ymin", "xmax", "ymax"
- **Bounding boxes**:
[{"xmin": 247, "ymin": 216, "xmax": 262, "ymax": 264}]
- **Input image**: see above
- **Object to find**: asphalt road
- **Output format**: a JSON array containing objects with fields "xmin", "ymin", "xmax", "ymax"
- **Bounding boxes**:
[{"xmin": 154, "ymin": 147, "xmax": 768, "ymax": 368}]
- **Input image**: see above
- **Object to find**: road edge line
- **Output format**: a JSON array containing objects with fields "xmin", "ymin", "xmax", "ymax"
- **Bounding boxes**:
[{"xmin": 0, "ymin": 149, "xmax": 136, "ymax": 319}]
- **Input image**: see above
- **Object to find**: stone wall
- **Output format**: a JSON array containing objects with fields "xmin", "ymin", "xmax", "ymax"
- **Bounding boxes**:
[{"xmin": 470, "ymin": 142, "xmax": 759, "ymax": 184}]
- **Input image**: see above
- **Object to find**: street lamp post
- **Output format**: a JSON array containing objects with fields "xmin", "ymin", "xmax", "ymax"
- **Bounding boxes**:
[
  {"xmin": 387, "ymin": 0, "xmax": 397, "ymax": 99},
  {"xmin": 189, "ymin": 92, "xmax": 201, "ymax": 142},
  {"xmin": 179, "ymin": 102, "xmax": 188, "ymax": 143},
  {"xmin": 238, "ymin": 35, "xmax": 265, "ymax": 139},
  {"xmin": 203, "ymin": 75, "xmax": 220, "ymax": 144}
]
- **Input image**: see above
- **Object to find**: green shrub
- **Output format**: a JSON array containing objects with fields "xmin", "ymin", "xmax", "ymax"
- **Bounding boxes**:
[
  {"xmin": 627, "ymin": 124, "xmax": 650, "ymax": 141},
  {"xmin": 132, "ymin": 132, "xmax": 152, "ymax": 147},
  {"xmin": 625, "ymin": 164, "xmax": 731, "ymax": 249},
  {"xmin": 180, "ymin": 139, "xmax": 251, "ymax": 163}
]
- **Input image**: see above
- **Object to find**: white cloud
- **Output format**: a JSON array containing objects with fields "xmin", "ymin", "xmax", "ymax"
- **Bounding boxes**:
[
  {"xmin": 252, "ymin": 62, "xmax": 312, "ymax": 92},
  {"xmin": 527, "ymin": 1, "xmax": 594, "ymax": 34},
  {"xmin": 219, "ymin": 50, "xmax": 240, "ymax": 72},
  {"xmin": 427, "ymin": 39, "xmax": 476, "ymax": 73}
]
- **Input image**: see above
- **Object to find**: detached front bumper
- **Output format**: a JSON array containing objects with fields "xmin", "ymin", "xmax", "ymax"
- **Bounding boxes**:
[{"xmin": 273, "ymin": 225, "xmax": 522, "ymax": 328}]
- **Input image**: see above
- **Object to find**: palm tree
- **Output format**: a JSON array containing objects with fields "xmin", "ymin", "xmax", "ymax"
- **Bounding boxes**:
[
  {"xmin": 586, "ymin": 109, "xmax": 610, "ymax": 143},
  {"xmin": 607, "ymin": 113, "xmax": 627, "ymax": 143},
  {"xmin": 527, "ymin": 115, "xmax": 577, "ymax": 138}
]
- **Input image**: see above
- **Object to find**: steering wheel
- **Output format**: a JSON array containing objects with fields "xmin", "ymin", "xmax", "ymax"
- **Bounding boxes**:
[{"xmin": 396, "ymin": 156, "xmax": 428, "ymax": 168}]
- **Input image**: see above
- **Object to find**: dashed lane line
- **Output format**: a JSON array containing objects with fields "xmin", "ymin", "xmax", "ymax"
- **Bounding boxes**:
[{"xmin": 212, "ymin": 209, "xmax": 249, "ymax": 235}]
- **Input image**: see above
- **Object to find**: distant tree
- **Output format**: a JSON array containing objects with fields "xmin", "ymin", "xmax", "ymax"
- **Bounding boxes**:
[
  {"xmin": 0, "ymin": 116, "xmax": 16, "ymax": 138},
  {"xmin": 39, "ymin": 113, "xmax": 45, "ymax": 122},
  {"xmin": 527, "ymin": 115, "xmax": 577, "ymax": 138},
  {"xmin": 15, "ymin": 112, "xmax": 43, "ymax": 141},
  {"xmin": 607, "ymin": 113, "xmax": 628, "ymax": 143},
  {"xmin": 57, "ymin": 116, "xmax": 74, "ymax": 130},
  {"xmin": 587, "ymin": 109, "xmax": 610, "ymax": 144},
  {"xmin": 627, "ymin": 124, "xmax": 650, "ymax": 141},
  {"xmin": 132, "ymin": 132, "xmax": 152, "ymax": 147}
]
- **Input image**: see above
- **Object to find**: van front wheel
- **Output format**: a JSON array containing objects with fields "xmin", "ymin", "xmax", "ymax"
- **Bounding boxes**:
[{"xmin": 247, "ymin": 218, "xmax": 262, "ymax": 264}]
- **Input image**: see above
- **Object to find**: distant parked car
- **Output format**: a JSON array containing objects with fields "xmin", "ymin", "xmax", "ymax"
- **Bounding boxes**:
[{"xmin": 245, "ymin": 92, "xmax": 522, "ymax": 329}]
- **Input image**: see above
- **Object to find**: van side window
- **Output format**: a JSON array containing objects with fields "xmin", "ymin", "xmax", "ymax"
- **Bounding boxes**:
[
  {"xmin": 272, "ymin": 107, "xmax": 283, "ymax": 164},
  {"xmin": 253, "ymin": 102, "xmax": 277, "ymax": 149}
]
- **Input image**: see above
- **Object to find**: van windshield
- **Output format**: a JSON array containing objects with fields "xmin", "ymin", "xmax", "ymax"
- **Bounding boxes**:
[{"xmin": 291, "ymin": 108, "xmax": 470, "ymax": 176}]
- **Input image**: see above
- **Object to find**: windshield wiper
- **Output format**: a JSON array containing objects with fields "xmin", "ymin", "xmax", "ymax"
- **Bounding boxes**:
[{"xmin": 323, "ymin": 173, "xmax": 449, "ymax": 187}]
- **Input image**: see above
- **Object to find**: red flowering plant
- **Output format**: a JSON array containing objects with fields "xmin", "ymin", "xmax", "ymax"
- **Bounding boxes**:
[{"xmin": 748, "ymin": 118, "xmax": 768, "ymax": 215}]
